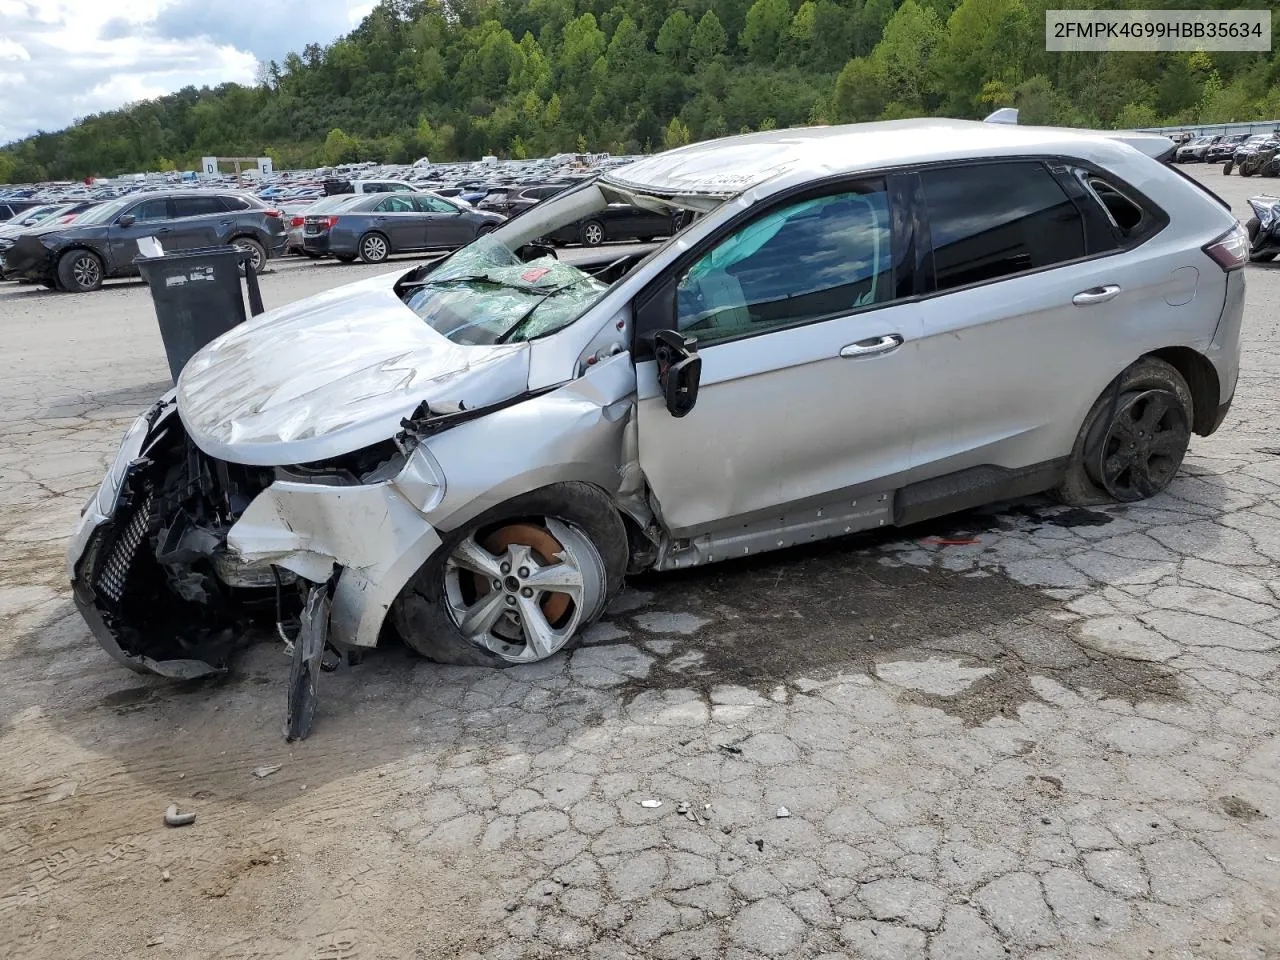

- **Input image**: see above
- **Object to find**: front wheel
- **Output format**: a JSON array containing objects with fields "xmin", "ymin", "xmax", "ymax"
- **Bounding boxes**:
[
  {"xmin": 392, "ymin": 482, "xmax": 627, "ymax": 667},
  {"xmin": 56, "ymin": 249, "xmax": 103, "ymax": 292},
  {"xmin": 359, "ymin": 232, "xmax": 390, "ymax": 264},
  {"xmin": 1056, "ymin": 358, "xmax": 1193, "ymax": 506},
  {"xmin": 580, "ymin": 220, "xmax": 605, "ymax": 246}
]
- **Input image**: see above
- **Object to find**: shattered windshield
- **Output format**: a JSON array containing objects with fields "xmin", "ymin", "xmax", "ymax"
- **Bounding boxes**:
[{"xmin": 403, "ymin": 235, "xmax": 609, "ymax": 345}]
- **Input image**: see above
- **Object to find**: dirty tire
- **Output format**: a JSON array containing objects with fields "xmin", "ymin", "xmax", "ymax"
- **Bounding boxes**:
[
  {"xmin": 392, "ymin": 482, "xmax": 627, "ymax": 667},
  {"xmin": 1247, "ymin": 217, "xmax": 1278, "ymax": 262},
  {"xmin": 231, "ymin": 237, "xmax": 266, "ymax": 273},
  {"xmin": 56, "ymin": 249, "xmax": 103, "ymax": 292},
  {"xmin": 580, "ymin": 220, "xmax": 605, "ymax": 246},
  {"xmin": 359, "ymin": 232, "xmax": 390, "ymax": 264},
  {"xmin": 1055, "ymin": 357, "xmax": 1193, "ymax": 507}
]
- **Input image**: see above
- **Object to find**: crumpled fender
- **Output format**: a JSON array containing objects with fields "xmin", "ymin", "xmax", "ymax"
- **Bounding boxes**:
[{"xmin": 227, "ymin": 480, "xmax": 443, "ymax": 647}]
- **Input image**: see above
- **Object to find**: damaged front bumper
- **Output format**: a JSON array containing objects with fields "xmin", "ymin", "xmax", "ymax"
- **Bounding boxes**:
[{"xmin": 68, "ymin": 396, "xmax": 444, "ymax": 679}]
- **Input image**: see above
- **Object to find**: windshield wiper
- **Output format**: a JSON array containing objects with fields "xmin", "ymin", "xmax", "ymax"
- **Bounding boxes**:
[
  {"xmin": 400, "ymin": 273, "xmax": 523, "ymax": 290},
  {"xmin": 493, "ymin": 271, "xmax": 612, "ymax": 345}
]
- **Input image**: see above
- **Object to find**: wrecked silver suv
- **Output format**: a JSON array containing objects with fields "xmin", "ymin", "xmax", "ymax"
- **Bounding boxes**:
[{"xmin": 69, "ymin": 120, "xmax": 1244, "ymax": 735}]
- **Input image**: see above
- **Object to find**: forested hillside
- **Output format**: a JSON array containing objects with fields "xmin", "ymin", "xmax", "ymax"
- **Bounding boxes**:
[{"xmin": 3, "ymin": 0, "xmax": 1279, "ymax": 182}]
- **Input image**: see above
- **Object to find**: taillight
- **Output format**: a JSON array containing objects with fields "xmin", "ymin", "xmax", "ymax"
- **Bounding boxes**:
[
  {"xmin": 1203, "ymin": 223, "xmax": 1249, "ymax": 271},
  {"xmin": 324, "ymin": 216, "xmax": 340, "ymax": 229},
  {"xmin": 265, "ymin": 209, "xmax": 281, "ymax": 218},
  {"xmin": 289, "ymin": 216, "xmax": 304, "ymax": 228}
]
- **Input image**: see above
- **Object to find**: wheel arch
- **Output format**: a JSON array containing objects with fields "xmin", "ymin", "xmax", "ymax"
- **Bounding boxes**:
[{"xmin": 1145, "ymin": 346, "xmax": 1219, "ymax": 436}]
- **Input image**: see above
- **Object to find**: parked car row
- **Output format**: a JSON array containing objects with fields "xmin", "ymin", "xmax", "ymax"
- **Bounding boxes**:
[{"xmin": 1171, "ymin": 132, "xmax": 1280, "ymax": 178}]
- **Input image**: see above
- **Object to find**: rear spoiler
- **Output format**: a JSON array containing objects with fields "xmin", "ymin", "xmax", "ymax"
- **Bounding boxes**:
[{"xmin": 983, "ymin": 109, "xmax": 1175, "ymax": 161}]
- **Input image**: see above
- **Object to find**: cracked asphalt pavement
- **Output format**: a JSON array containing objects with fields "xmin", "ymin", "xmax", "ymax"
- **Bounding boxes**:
[{"xmin": 2, "ymin": 172, "xmax": 1280, "ymax": 959}]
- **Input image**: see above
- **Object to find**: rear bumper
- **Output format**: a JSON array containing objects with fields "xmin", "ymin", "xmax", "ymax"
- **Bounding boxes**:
[
  {"xmin": 302, "ymin": 234, "xmax": 332, "ymax": 254},
  {"xmin": 265, "ymin": 232, "xmax": 287, "ymax": 258}
]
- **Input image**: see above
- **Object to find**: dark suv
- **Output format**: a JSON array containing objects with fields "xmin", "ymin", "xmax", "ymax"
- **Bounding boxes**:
[{"xmin": 1, "ymin": 190, "xmax": 286, "ymax": 292}]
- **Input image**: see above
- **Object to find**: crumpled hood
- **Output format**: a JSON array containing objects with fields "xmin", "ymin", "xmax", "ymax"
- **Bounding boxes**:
[{"xmin": 177, "ymin": 269, "xmax": 530, "ymax": 466}]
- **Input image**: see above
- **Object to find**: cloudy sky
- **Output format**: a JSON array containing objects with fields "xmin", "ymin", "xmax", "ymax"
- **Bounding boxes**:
[{"xmin": 0, "ymin": 0, "xmax": 375, "ymax": 145}]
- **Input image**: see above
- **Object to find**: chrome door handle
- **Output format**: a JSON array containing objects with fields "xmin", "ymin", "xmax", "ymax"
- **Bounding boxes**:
[
  {"xmin": 1072, "ymin": 284, "xmax": 1121, "ymax": 305},
  {"xmin": 840, "ymin": 334, "xmax": 903, "ymax": 358}
]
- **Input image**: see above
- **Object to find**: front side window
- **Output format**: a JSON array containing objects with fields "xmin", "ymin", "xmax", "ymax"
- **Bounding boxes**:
[
  {"xmin": 675, "ymin": 185, "xmax": 893, "ymax": 346},
  {"xmin": 127, "ymin": 198, "xmax": 171, "ymax": 222},
  {"xmin": 920, "ymin": 162, "xmax": 1086, "ymax": 292}
]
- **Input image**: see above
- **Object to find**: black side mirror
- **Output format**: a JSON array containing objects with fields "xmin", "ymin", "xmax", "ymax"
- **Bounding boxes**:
[
  {"xmin": 652, "ymin": 329, "xmax": 701, "ymax": 418},
  {"xmin": 117, "ymin": 214, "xmax": 136, "ymax": 227}
]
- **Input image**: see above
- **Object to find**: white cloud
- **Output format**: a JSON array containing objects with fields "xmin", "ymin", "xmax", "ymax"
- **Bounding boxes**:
[{"xmin": 0, "ymin": 0, "xmax": 368, "ymax": 145}]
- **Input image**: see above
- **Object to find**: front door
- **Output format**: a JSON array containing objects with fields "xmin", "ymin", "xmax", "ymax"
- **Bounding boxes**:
[
  {"xmin": 106, "ymin": 197, "xmax": 171, "ymax": 273},
  {"xmin": 636, "ymin": 181, "xmax": 922, "ymax": 536}
]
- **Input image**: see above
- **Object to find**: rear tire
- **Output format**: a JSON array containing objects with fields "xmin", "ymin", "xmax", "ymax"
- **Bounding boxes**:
[
  {"xmin": 1246, "ymin": 217, "xmax": 1278, "ymax": 262},
  {"xmin": 1055, "ymin": 358, "xmax": 1193, "ymax": 506},
  {"xmin": 580, "ymin": 220, "xmax": 605, "ymax": 246},
  {"xmin": 359, "ymin": 232, "xmax": 390, "ymax": 264},
  {"xmin": 231, "ymin": 237, "xmax": 266, "ymax": 274},
  {"xmin": 56, "ymin": 249, "xmax": 103, "ymax": 293},
  {"xmin": 392, "ymin": 482, "xmax": 627, "ymax": 667}
]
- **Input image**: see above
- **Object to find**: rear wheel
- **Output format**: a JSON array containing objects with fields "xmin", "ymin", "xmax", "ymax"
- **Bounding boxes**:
[
  {"xmin": 580, "ymin": 220, "xmax": 605, "ymax": 246},
  {"xmin": 392, "ymin": 482, "xmax": 626, "ymax": 667},
  {"xmin": 1246, "ymin": 217, "xmax": 1277, "ymax": 262},
  {"xmin": 1056, "ymin": 358, "xmax": 1193, "ymax": 506},
  {"xmin": 231, "ymin": 237, "xmax": 266, "ymax": 273},
  {"xmin": 56, "ymin": 249, "xmax": 103, "ymax": 293},
  {"xmin": 359, "ymin": 232, "xmax": 390, "ymax": 264}
]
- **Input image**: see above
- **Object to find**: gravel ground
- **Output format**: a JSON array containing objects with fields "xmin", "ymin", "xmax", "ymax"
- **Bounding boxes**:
[{"xmin": 2, "ymin": 170, "xmax": 1279, "ymax": 960}]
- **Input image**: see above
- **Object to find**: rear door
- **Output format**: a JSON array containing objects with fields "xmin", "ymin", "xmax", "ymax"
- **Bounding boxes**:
[
  {"xmin": 908, "ymin": 159, "xmax": 1174, "ymax": 480},
  {"xmin": 164, "ymin": 195, "xmax": 225, "ymax": 251},
  {"xmin": 636, "ymin": 179, "xmax": 923, "ymax": 535},
  {"xmin": 106, "ymin": 197, "xmax": 172, "ymax": 272},
  {"xmin": 371, "ymin": 194, "xmax": 419, "ymax": 251}
]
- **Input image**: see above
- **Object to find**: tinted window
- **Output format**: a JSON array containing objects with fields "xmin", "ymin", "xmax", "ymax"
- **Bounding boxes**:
[
  {"xmin": 921, "ymin": 163, "xmax": 1086, "ymax": 291},
  {"xmin": 222, "ymin": 196, "xmax": 250, "ymax": 211},
  {"xmin": 375, "ymin": 195, "xmax": 415, "ymax": 213},
  {"xmin": 127, "ymin": 198, "xmax": 170, "ymax": 222},
  {"xmin": 172, "ymin": 196, "xmax": 226, "ymax": 217},
  {"xmin": 676, "ymin": 184, "xmax": 895, "ymax": 346}
]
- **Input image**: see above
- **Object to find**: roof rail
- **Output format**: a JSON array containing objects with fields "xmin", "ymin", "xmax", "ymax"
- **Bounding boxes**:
[{"xmin": 984, "ymin": 108, "xmax": 1019, "ymax": 125}]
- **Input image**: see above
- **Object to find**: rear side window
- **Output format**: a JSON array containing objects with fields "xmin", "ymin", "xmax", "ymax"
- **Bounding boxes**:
[
  {"xmin": 1074, "ymin": 170, "xmax": 1166, "ymax": 245},
  {"xmin": 221, "ymin": 195, "xmax": 251, "ymax": 211},
  {"xmin": 920, "ymin": 162, "xmax": 1087, "ymax": 292},
  {"xmin": 171, "ymin": 196, "xmax": 226, "ymax": 217}
]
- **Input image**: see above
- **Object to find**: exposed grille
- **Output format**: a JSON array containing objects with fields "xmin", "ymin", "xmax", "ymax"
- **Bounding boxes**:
[{"xmin": 95, "ymin": 492, "xmax": 153, "ymax": 605}]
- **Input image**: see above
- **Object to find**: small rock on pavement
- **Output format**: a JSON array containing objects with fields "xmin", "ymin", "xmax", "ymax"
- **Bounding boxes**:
[
  {"xmin": 146, "ymin": 936, "xmax": 164, "ymax": 947},
  {"xmin": 776, "ymin": 806, "xmax": 791, "ymax": 818},
  {"xmin": 639, "ymin": 799, "xmax": 663, "ymax": 809},
  {"xmin": 252, "ymin": 764, "xmax": 282, "ymax": 779},
  {"xmin": 161, "ymin": 870, "xmax": 171, "ymax": 882}
]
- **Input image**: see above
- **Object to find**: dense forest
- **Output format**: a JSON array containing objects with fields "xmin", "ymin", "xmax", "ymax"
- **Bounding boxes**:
[{"xmin": 3, "ymin": 0, "xmax": 1279, "ymax": 182}]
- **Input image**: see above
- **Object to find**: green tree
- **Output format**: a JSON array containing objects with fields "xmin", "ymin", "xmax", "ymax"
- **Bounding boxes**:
[
  {"xmin": 872, "ymin": 0, "xmax": 944, "ymax": 112},
  {"xmin": 741, "ymin": 0, "xmax": 790, "ymax": 65},
  {"xmin": 0, "ymin": 152, "xmax": 15, "ymax": 184},
  {"xmin": 833, "ymin": 57, "xmax": 887, "ymax": 121},
  {"xmin": 664, "ymin": 116, "xmax": 691, "ymax": 148},
  {"xmin": 323, "ymin": 127, "xmax": 361, "ymax": 164},
  {"xmin": 656, "ymin": 10, "xmax": 695, "ymax": 68},
  {"xmin": 689, "ymin": 10, "xmax": 728, "ymax": 70}
]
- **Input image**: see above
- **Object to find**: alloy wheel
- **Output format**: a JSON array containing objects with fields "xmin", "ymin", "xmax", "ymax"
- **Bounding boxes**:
[
  {"xmin": 1088, "ymin": 389, "xmax": 1189, "ymax": 502},
  {"xmin": 233, "ymin": 240, "xmax": 263, "ymax": 271},
  {"xmin": 443, "ymin": 519, "xmax": 605, "ymax": 663},
  {"xmin": 362, "ymin": 235, "xmax": 388, "ymax": 261},
  {"xmin": 583, "ymin": 222, "xmax": 604, "ymax": 245},
  {"xmin": 72, "ymin": 254, "xmax": 100, "ymax": 290}
]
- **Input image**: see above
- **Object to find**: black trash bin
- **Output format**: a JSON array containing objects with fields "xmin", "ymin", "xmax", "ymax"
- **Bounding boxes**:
[{"xmin": 136, "ymin": 246, "xmax": 265, "ymax": 383}]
